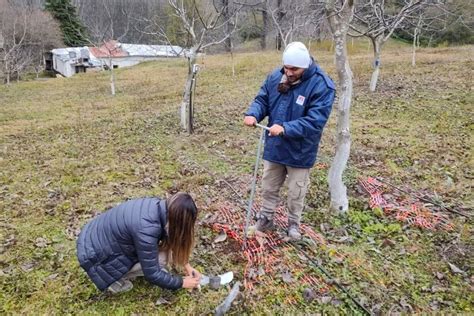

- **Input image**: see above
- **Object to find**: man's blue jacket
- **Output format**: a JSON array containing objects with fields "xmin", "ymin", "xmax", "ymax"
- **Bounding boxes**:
[
  {"xmin": 245, "ymin": 61, "xmax": 335, "ymax": 168},
  {"xmin": 76, "ymin": 198, "xmax": 183, "ymax": 291}
]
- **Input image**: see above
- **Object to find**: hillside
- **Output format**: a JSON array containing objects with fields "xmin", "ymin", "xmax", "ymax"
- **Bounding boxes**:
[{"xmin": 0, "ymin": 42, "xmax": 472, "ymax": 314}]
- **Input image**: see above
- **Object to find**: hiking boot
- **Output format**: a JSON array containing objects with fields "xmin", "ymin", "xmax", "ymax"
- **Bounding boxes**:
[
  {"xmin": 254, "ymin": 215, "xmax": 274, "ymax": 232},
  {"xmin": 288, "ymin": 224, "xmax": 301, "ymax": 241},
  {"xmin": 108, "ymin": 279, "xmax": 133, "ymax": 294}
]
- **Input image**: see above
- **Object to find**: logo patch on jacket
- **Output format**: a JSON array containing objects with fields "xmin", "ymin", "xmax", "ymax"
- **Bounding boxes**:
[{"xmin": 296, "ymin": 95, "xmax": 305, "ymax": 106}]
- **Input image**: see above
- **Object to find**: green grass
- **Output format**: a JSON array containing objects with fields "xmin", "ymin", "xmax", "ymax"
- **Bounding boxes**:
[{"xmin": 0, "ymin": 41, "xmax": 472, "ymax": 314}]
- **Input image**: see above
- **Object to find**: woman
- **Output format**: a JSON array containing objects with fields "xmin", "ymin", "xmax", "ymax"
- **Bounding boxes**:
[{"xmin": 76, "ymin": 192, "xmax": 201, "ymax": 293}]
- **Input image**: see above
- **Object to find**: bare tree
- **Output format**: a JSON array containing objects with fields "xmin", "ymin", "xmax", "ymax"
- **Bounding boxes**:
[
  {"xmin": 403, "ymin": 1, "xmax": 458, "ymax": 67},
  {"xmin": 266, "ymin": 0, "xmax": 312, "ymax": 49},
  {"xmin": 72, "ymin": 0, "xmax": 157, "ymax": 44},
  {"xmin": 404, "ymin": 4, "xmax": 450, "ymax": 66},
  {"xmin": 221, "ymin": 0, "xmax": 233, "ymax": 52},
  {"xmin": 0, "ymin": 1, "xmax": 28, "ymax": 84},
  {"xmin": 350, "ymin": 0, "xmax": 430, "ymax": 91},
  {"xmin": 77, "ymin": 0, "xmax": 131, "ymax": 95},
  {"xmin": 325, "ymin": 0, "xmax": 355, "ymax": 213},
  {"xmin": 145, "ymin": 0, "xmax": 241, "ymax": 133},
  {"xmin": 260, "ymin": 3, "xmax": 269, "ymax": 49},
  {"xmin": 275, "ymin": 0, "xmax": 283, "ymax": 49},
  {"xmin": 0, "ymin": 0, "xmax": 61, "ymax": 84}
]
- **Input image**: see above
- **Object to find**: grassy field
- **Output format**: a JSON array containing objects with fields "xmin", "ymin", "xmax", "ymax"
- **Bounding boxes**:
[{"xmin": 0, "ymin": 40, "xmax": 472, "ymax": 314}]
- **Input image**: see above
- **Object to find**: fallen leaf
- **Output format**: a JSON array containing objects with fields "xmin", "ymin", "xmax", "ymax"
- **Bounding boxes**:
[
  {"xmin": 331, "ymin": 299, "xmax": 343, "ymax": 306},
  {"xmin": 381, "ymin": 239, "xmax": 395, "ymax": 248},
  {"xmin": 281, "ymin": 270, "xmax": 293, "ymax": 283},
  {"xmin": 370, "ymin": 247, "xmax": 382, "ymax": 254},
  {"xmin": 447, "ymin": 262, "xmax": 466, "ymax": 275},
  {"xmin": 333, "ymin": 257, "xmax": 344, "ymax": 264},
  {"xmin": 155, "ymin": 297, "xmax": 171, "ymax": 306},
  {"xmin": 44, "ymin": 273, "xmax": 59, "ymax": 282},
  {"xmin": 213, "ymin": 231, "xmax": 227, "ymax": 244},
  {"xmin": 336, "ymin": 236, "xmax": 353, "ymax": 243},
  {"xmin": 400, "ymin": 297, "xmax": 413, "ymax": 312},
  {"xmin": 21, "ymin": 262, "xmax": 36, "ymax": 272},
  {"xmin": 320, "ymin": 296, "xmax": 332, "ymax": 304},
  {"xmin": 297, "ymin": 253, "xmax": 308, "ymax": 262},
  {"xmin": 35, "ymin": 237, "xmax": 48, "ymax": 248},
  {"xmin": 255, "ymin": 236, "xmax": 265, "ymax": 248},
  {"xmin": 430, "ymin": 300, "xmax": 439, "ymax": 310},
  {"xmin": 247, "ymin": 268, "xmax": 256, "ymax": 280}
]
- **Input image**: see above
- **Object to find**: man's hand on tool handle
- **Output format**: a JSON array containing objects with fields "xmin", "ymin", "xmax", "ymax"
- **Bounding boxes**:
[
  {"xmin": 268, "ymin": 124, "xmax": 284, "ymax": 136},
  {"xmin": 243, "ymin": 116, "xmax": 284, "ymax": 136},
  {"xmin": 243, "ymin": 116, "xmax": 256, "ymax": 127}
]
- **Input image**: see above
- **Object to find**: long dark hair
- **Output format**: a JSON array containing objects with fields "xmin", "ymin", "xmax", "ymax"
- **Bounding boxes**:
[{"xmin": 162, "ymin": 192, "xmax": 198, "ymax": 267}]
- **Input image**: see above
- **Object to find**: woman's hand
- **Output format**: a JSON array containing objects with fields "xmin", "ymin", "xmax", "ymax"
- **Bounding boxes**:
[
  {"xmin": 185, "ymin": 263, "xmax": 202, "ymax": 279},
  {"xmin": 182, "ymin": 275, "xmax": 200, "ymax": 289}
]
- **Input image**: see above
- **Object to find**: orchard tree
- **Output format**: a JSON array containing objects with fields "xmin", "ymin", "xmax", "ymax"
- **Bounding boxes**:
[
  {"xmin": 145, "ymin": 0, "xmax": 241, "ymax": 133},
  {"xmin": 350, "ymin": 0, "xmax": 430, "ymax": 91},
  {"xmin": 325, "ymin": 0, "xmax": 355, "ymax": 213},
  {"xmin": 267, "ymin": 0, "xmax": 313, "ymax": 49}
]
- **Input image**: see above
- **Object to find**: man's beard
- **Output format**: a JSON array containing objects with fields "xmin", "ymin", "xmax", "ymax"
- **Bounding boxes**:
[{"xmin": 278, "ymin": 74, "xmax": 302, "ymax": 93}]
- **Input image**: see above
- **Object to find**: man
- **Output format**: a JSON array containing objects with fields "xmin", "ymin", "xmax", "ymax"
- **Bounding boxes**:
[{"xmin": 243, "ymin": 42, "xmax": 335, "ymax": 240}]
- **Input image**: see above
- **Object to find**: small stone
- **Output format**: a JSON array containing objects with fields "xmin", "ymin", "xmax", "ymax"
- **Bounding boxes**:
[
  {"xmin": 320, "ymin": 296, "xmax": 332, "ymax": 304},
  {"xmin": 21, "ymin": 262, "xmax": 36, "ymax": 272},
  {"xmin": 302, "ymin": 288, "xmax": 316, "ymax": 303},
  {"xmin": 436, "ymin": 272, "xmax": 445, "ymax": 280},
  {"xmin": 35, "ymin": 237, "xmax": 49, "ymax": 248},
  {"xmin": 281, "ymin": 270, "xmax": 293, "ymax": 284}
]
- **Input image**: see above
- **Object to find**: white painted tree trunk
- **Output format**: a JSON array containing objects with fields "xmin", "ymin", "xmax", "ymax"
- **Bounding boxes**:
[
  {"xmin": 369, "ymin": 38, "xmax": 382, "ymax": 92},
  {"xmin": 328, "ymin": 37, "xmax": 353, "ymax": 213},
  {"xmin": 109, "ymin": 58, "xmax": 116, "ymax": 96},
  {"xmin": 369, "ymin": 66, "xmax": 379, "ymax": 92},
  {"xmin": 180, "ymin": 49, "xmax": 197, "ymax": 131},
  {"xmin": 412, "ymin": 28, "xmax": 419, "ymax": 67},
  {"xmin": 230, "ymin": 43, "xmax": 235, "ymax": 77},
  {"xmin": 326, "ymin": 0, "xmax": 354, "ymax": 213}
]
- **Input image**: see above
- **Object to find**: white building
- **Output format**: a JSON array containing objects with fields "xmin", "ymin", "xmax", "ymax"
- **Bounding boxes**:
[
  {"xmin": 47, "ymin": 47, "xmax": 100, "ymax": 77},
  {"xmin": 47, "ymin": 41, "xmax": 188, "ymax": 77}
]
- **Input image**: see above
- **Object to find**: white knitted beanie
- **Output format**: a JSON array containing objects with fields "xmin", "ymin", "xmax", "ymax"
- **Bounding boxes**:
[{"xmin": 282, "ymin": 42, "xmax": 311, "ymax": 69}]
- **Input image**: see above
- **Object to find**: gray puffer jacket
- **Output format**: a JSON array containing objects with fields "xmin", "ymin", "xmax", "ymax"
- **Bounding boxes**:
[{"xmin": 76, "ymin": 198, "xmax": 183, "ymax": 291}]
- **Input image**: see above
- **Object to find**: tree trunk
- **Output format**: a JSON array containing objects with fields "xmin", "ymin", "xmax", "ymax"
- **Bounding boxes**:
[
  {"xmin": 326, "ymin": 0, "xmax": 354, "ymax": 213},
  {"xmin": 412, "ymin": 22, "xmax": 421, "ymax": 67},
  {"xmin": 260, "ymin": 8, "xmax": 268, "ymax": 50},
  {"xmin": 230, "ymin": 42, "xmax": 235, "ymax": 77},
  {"xmin": 222, "ymin": 0, "xmax": 232, "ymax": 52},
  {"xmin": 5, "ymin": 61, "xmax": 10, "ymax": 85},
  {"xmin": 181, "ymin": 49, "xmax": 197, "ymax": 132},
  {"xmin": 369, "ymin": 36, "xmax": 382, "ymax": 92},
  {"xmin": 412, "ymin": 31, "xmax": 417, "ymax": 67},
  {"xmin": 109, "ymin": 58, "xmax": 116, "ymax": 96},
  {"xmin": 276, "ymin": 0, "xmax": 283, "ymax": 50}
]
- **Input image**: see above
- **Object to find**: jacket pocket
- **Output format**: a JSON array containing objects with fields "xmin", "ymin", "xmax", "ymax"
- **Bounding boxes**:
[{"xmin": 290, "ymin": 180, "xmax": 309, "ymax": 200}]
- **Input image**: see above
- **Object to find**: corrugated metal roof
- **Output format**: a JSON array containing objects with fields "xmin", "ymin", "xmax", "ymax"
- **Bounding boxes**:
[
  {"xmin": 89, "ymin": 40, "xmax": 128, "ymax": 58},
  {"xmin": 120, "ymin": 44, "xmax": 185, "ymax": 57},
  {"xmin": 51, "ymin": 41, "xmax": 187, "ymax": 63}
]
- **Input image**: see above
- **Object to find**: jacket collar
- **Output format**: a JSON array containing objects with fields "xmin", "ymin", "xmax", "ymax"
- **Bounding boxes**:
[
  {"xmin": 158, "ymin": 199, "xmax": 168, "ymax": 228},
  {"xmin": 280, "ymin": 57, "xmax": 317, "ymax": 83}
]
